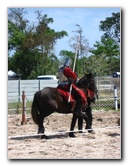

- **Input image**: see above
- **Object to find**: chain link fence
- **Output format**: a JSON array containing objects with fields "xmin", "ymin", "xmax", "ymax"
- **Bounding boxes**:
[{"xmin": 8, "ymin": 98, "xmax": 120, "ymax": 115}]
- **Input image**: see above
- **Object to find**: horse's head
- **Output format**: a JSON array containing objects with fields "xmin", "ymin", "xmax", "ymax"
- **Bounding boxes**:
[
  {"xmin": 77, "ymin": 72, "xmax": 98, "ymax": 103},
  {"xmin": 86, "ymin": 72, "xmax": 98, "ymax": 102}
]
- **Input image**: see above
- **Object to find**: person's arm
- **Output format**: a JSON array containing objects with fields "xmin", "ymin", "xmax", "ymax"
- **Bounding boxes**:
[{"xmin": 63, "ymin": 67, "xmax": 77, "ymax": 79}]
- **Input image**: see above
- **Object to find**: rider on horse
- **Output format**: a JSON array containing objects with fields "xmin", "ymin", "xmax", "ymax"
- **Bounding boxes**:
[
  {"xmin": 58, "ymin": 58, "xmax": 77, "ymax": 85},
  {"xmin": 58, "ymin": 58, "xmax": 87, "ymax": 115}
]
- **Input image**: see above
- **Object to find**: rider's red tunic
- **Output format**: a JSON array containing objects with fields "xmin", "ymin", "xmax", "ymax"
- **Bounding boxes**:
[
  {"xmin": 62, "ymin": 66, "xmax": 87, "ymax": 106},
  {"xmin": 63, "ymin": 67, "xmax": 77, "ymax": 79}
]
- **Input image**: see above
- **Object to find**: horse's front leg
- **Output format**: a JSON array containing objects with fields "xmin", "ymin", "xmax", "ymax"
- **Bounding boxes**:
[
  {"xmin": 83, "ymin": 113, "xmax": 95, "ymax": 134},
  {"xmin": 85, "ymin": 107, "xmax": 95, "ymax": 134},
  {"xmin": 82, "ymin": 113, "xmax": 91, "ymax": 131},
  {"xmin": 78, "ymin": 116, "xmax": 83, "ymax": 133},
  {"xmin": 69, "ymin": 113, "xmax": 78, "ymax": 137},
  {"xmin": 77, "ymin": 112, "xmax": 94, "ymax": 134}
]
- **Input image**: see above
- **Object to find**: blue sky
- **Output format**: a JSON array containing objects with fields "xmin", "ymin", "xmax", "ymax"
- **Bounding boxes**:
[{"xmin": 14, "ymin": 7, "xmax": 121, "ymax": 56}]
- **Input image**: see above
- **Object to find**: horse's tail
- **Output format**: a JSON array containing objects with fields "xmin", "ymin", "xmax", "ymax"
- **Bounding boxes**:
[{"xmin": 31, "ymin": 91, "xmax": 40, "ymax": 125}]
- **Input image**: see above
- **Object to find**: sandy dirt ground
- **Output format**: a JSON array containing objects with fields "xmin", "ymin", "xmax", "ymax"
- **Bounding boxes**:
[{"xmin": 8, "ymin": 110, "xmax": 121, "ymax": 159}]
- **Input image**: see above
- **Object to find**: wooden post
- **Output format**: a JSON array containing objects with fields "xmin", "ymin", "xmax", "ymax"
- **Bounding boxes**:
[{"xmin": 21, "ymin": 90, "xmax": 27, "ymax": 125}]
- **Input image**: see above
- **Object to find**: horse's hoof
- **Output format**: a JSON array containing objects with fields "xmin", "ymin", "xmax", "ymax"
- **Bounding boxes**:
[
  {"xmin": 41, "ymin": 135, "xmax": 48, "ymax": 139},
  {"xmin": 79, "ymin": 131, "xmax": 83, "ymax": 133},
  {"xmin": 69, "ymin": 133, "xmax": 76, "ymax": 138},
  {"xmin": 78, "ymin": 129, "xmax": 83, "ymax": 133},
  {"xmin": 88, "ymin": 130, "xmax": 95, "ymax": 134},
  {"xmin": 38, "ymin": 128, "xmax": 44, "ymax": 134}
]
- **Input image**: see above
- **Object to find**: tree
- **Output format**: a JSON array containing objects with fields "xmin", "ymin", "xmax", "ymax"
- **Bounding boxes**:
[
  {"xmin": 8, "ymin": 50, "xmax": 42, "ymax": 79},
  {"xmin": 85, "ymin": 54, "xmax": 109, "ymax": 76},
  {"xmin": 8, "ymin": 8, "xmax": 28, "ymax": 52},
  {"xmin": 33, "ymin": 11, "xmax": 68, "ymax": 75},
  {"xmin": 99, "ymin": 12, "xmax": 120, "ymax": 43},
  {"xmin": 8, "ymin": 8, "xmax": 68, "ymax": 79},
  {"xmin": 89, "ymin": 12, "xmax": 120, "ymax": 76},
  {"xmin": 90, "ymin": 37, "xmax": 120, "ymax": 75},
  {"xmin": 59, "ymin": 50, "xmax": 75, "ymax": 65},
  {"xmin": 68, "ymin": 24, "xmax": 90, "ymax": 75}
]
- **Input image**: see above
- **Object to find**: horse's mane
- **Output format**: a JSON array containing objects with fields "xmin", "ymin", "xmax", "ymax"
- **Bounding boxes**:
[
  {"xmin": 76, "ymin": 75, "xmax": 87, "ymax": 88},
  {"xmin": 76, "ymin": 72, "xmax": 94, "ymax": 89}
]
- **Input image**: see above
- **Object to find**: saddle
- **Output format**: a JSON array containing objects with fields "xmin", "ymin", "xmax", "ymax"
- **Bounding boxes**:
[
  {"xmin": 57, "ymin": 84, "xmax": 75, "ymax": 110},
  {"xmin": 57, "ymin": 84, "xmax": 87, "ymax": 110}
]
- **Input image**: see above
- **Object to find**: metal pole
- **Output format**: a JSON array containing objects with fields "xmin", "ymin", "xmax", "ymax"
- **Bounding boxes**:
[
  {"xmin": 114, "ymin": 86, "xmax": 118, "ymax": 111},
  {"xmin": 21, "ymin": 90, "xmax": 27, "ymax": 125},
  {"xmin": 39, "ymin": 80, "xmax": 41, "ymax": 91},
  {"xmin": 18, "ymin": 79, "xmax": 20, "ymax": 103}
]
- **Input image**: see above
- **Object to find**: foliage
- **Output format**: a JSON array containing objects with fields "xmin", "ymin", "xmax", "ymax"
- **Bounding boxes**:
[
  {"xmin": 8, "ymin": 9, "xmax": 120, "ymax": 79},
  {"xmin": 99, "ymin": 12, "xmax": 120, "ymax": 43},
  {"xmin": 8, "ymin": 50, "xmax": 42, "ymax": 79},
  {"xmin": 61, "ymin": 13, "xmax": 120, "ymax": 77},
  {"xmin": 89, "ymin": 36, "xmax": 120, "ymax": 75},
  {"xmin": 68, "ymin": 24, "xmax": 90, "ymax": 75},
  {"xmin": 59, "ymin": 50, "xmax": 75, "ymax": 65},
  {"xmin": 8, "ymin": 8, "xmax": 67, "ymax": 79},
  {"xmin": 88, "ymin": 12, "xmax": 120, "ymax": 76}
]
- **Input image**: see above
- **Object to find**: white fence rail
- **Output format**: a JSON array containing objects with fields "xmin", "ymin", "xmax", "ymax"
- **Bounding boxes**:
[
  {"xmin": 8, "ymin": 79, "xmax": 120, "ymax": 103},
  {"xmin": 8, "ymin": 80, "xmax": 58, "ymax": 103}
]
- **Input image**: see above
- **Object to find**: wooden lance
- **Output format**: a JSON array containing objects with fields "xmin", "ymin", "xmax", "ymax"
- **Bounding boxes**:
[{"xmin": 68, "ymin": 35, "xmax": 80, "ymax": 102}]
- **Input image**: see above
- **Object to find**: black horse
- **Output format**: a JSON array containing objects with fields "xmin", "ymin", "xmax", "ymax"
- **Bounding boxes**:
[{"xmin": 31, "ymin": 72, "xmax": 97, "ymax": 138}]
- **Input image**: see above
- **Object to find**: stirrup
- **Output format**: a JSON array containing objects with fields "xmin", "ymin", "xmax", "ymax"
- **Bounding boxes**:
[{"xmin": 81, "ymin": 112, "xmax": 86, "ymax": 115}]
